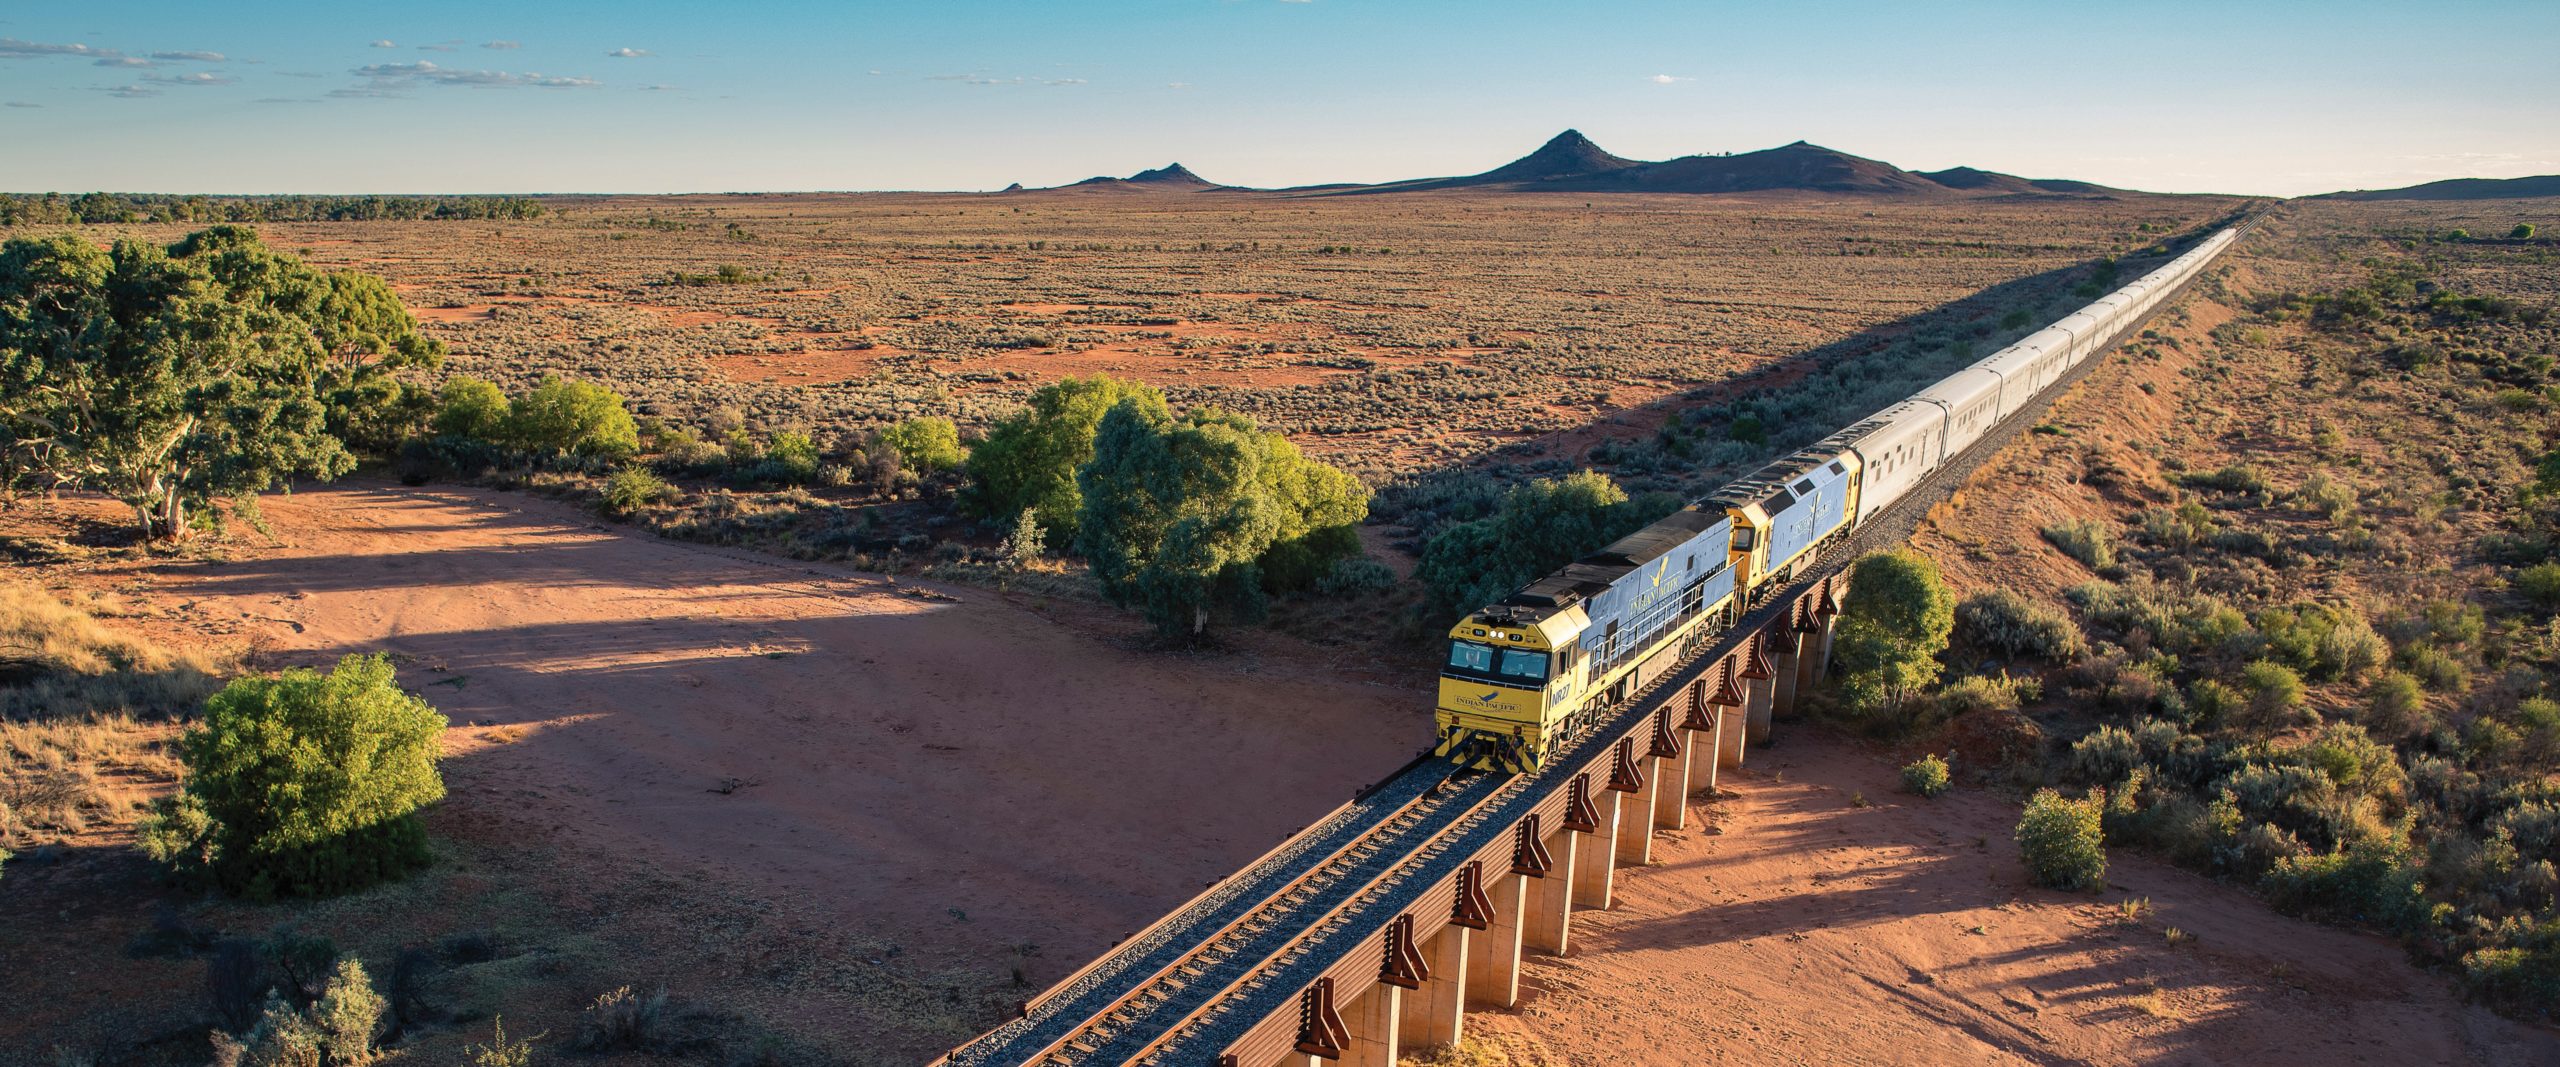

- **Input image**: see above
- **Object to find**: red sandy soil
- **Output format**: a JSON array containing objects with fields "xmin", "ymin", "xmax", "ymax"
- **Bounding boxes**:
[
  {"xmin": 1463, "ymin": 737, "xmax": 2557, "ymax": 1066},
  {"xmin": 141, "ymin": 484, "xmax": 1424, "ymax": 987}
]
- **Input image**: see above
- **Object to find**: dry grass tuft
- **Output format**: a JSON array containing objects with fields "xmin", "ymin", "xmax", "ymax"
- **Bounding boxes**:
[{"xmin": 0, "ymin": 582, "xmax": 229, "ymax": 721}]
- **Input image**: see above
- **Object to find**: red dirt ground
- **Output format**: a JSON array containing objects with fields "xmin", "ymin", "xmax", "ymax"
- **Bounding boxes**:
[
  {"xmin": 124, "ymin": 483, "xmax": 1424, "ymax": 998},
  {"xmin": 1458, "ymin": 737, "xmax": 2557, "ymax": 1066}
]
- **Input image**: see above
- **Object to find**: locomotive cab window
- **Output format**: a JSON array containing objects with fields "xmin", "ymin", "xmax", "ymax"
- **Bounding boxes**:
[
  {"xmin": 1498, "ymin": 648, "xmax": 1549, "ymax": 681},
  {"xmin": 1446, "ymin": 641, "xmax": 1495, "ymax": 673}
]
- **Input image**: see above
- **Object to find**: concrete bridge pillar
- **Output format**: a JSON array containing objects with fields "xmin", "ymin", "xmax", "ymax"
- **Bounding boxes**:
[
  {"xmin": 1717, "ymin": 703, "xmax": 1747, "ymax": 768},
  {"xmin": 1526, "ymin": 824, "xmax": 1577, "ymax": 955},
  {"xmin": 1679, "ymin": 683, "xmax": 1721, "ymax": 795},
  {"xmin": 1569, "ymin": 774, "xmax": 1619, "ymax": 911},
  {"xmin": 1399, "ymin": 925, "xmax": 1469, "ymax": 1050},
  {"xmin": 1342, "ymin": 982, "xmax": 1401, "ymax": 1067},
  {"xmin": 1743, "ymin": 630, "xmax": 1778, "ymax": 745},
  {"xmin": 1609, "ymin": 739, "xmax": 1652, "ymax": 868},
  {"xmin": 1770, "ymin": 622, "xmax": 1806, "ymax": 720},
  {"xmin": 1811, "ymin": 575, "xmax": 1842, "ymax": 676},
  {"xmin": 1793, "ymin": 622, "xmax": 1824, "ymax": 703},
  {"xmin": 1649, "ymin": 713, "xmax": 1689, "ymax": 831},
  {"xmin": 1465, "ymin": 873, "xmax": 1526, "ymax": 1009}
]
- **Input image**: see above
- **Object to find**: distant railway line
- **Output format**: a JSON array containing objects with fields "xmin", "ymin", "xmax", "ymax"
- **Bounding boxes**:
[{"xmin": 936, "ymin": 219, "xmax": 2251, "ymax": 1067}]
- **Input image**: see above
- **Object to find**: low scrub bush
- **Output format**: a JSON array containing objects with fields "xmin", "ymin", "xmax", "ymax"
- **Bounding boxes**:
[
  {"xmin": 1901, "ymin": 754, "xmax": 1951, "ymax": 798},
  {"xmin": 2239, "ymin": 660, "xmax": 2308, "ymax": 729},
  {"xmin": 2017, "ymin": 789, "xmax": 2108, "ymax": 891},
  {"xmin": 601, "ymin": 467, "xmax": 672, "ymax": 516},
  {"xmin": 1955, "ymin": 590, "xmax": 2087, "ymax": 661},
  {"xmin": 2262, "ymin": 841, "xmax": 2433, "ymax": 933},
  {"xmin": 2041, "ymin": 519, "xmax": 2118, "ymax": 573}
]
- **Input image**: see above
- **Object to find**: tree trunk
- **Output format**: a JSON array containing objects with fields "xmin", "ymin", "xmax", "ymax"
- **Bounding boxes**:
[{"xmin": 157, "ymin": 486, "xmax": 190, "ymax": 542}]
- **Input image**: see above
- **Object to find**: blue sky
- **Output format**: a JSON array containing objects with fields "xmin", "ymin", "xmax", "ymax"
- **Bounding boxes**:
[{"xmin": 2, "ymin": 1, "xmax": 2553, "ymax": 197}]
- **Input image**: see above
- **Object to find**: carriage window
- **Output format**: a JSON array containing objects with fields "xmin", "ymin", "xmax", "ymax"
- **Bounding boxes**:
[
  {"xmin": 1499, "ymin": 648, "xmax": 1549, "ymax": 681},
  {"xmin": 1446, "ymin": 641, "xmax": 1495, "ymax": 672}
]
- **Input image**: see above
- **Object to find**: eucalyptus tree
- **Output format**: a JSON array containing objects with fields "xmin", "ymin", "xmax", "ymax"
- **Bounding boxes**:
[{"xmin": 0, "ymin": 226, "xmax": 431, "ymax": 539}]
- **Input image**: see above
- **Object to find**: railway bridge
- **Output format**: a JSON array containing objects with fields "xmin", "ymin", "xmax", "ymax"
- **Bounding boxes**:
[
  {"xmin": 935, "ymin": 576, "xmax": 1840, "ymax": 1067},
  {"xmin": 933, "ymin": 222, "xmax": 2244, "ymax": 1067}
]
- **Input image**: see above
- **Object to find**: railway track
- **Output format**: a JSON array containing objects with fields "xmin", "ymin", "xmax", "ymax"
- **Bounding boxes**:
[{"xmin": 941, "ymin": 762, "xmax": 1515, "ymax": 1067}]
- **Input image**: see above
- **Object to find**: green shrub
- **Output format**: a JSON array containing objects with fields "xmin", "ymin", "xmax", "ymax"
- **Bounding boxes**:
[
  {"xmin": 1937, "ymin": 672, "xmax": 2039, "ymax": 716},
  {"xmin": 1901, "ymin": 754, "xmax": 1951, "ymax": 798},
  {"xmin": 2183, "ymin": 463, "xmax": 2273, "ymax": 498},
  {"xmin": 1000, "ymin": 508, "xmax": 1046, "ymax": 569},
  {"xmin": 2017, "ymin": 789, "xmax": 2108, "ymax": 890},
  {"xmin": 601, "ymin": 467, "xmax": 671, "ymax": 515},
  {"xmin": 2402, "ymin": 644, "xmax": 2469, "ymax": 692},
  {"xmin": 2188, "ymin": 677, "xmax": 2241, "ymax": 727},
  {"xmin": 140, "ymin": 653, "xmax": 445, "ymax": 899},
  {"xmin": 2465, "ymin": 939, "xmax": 2560, "ymax": 1014},
  {"xmin": 2364, "ymin": 671, "xmax": 2427, "ymax": 738},
  {"xmin": 881, "ymin": 416, "xmax": 966, "ymax": 474},
  {"xmin": 2514, "ymin": 223, "xmax": 2539, "ymax": 241},
  {"xmin": 212, "ymin": 955, "xmax": 382, "ymax": 1067},
  {"xmin": 1955, "ymin": 590, "xmax": 2087, "ymax": 661},
  {"xmin": 2040, "ymin": 519, "xmax": 2117, "ymax": 572},
  {"xmin": 2239, "ymin": 660, "xmax": 2307, "ymax": 727},
  {"xmin": 965, "ymin": 374, "xmax": 1168, "ymax": 539},
  {"xmin": 506, "ymin": 377, "xmax": 638, "ymax": 458},
  {"xmin": 1074, "ymin": 403, "xmax": 1368, "ymax": 638},
  {"xmin": 2262, "ymin": 841, "xmax": 2430, "ymax": 932},
  {"xmin": 1315, "ymin": 556, "xmax": 1397, "ymax": 597},
  {"xmin": 312, "ymin": 956, "xmax": 386, "ymax": 1062},
  {"xmin": 2517, "ymin": 562, "xmax": 2560, "ymax": 611},
  {"xmin": 2067, "ymin": 725, "xmax": 2144, "ymax": 786},
  {"xmin": 1834, "ymin": 551, "xmax": 1956, "ymax": 724},
  {"xmin": 2256, "ymin": 602, "xmax": 2385, "ymax": 682},
  {"xmin": 1416, "ymin": 471, "xmax": 1665, "ymax": 619},
  {"xmin": 432, "ymin": 376, "xmax": 511, "ymax": 440},
  {"xmin": 762, "ymin": 430, "xmax": 821, "ymax": 483}
]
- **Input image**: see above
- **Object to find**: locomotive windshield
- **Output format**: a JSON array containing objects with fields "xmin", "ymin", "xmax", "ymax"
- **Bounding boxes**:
[
  {"xmin": 1446, "ymin": 641, "xmax": 1495, "ymax": 672},
  {"xmin": 1498, "ymin": 648, "xmax": 1549, "ymax": 681}
]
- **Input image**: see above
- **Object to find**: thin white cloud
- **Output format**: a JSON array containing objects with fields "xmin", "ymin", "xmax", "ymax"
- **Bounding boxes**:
[
  {"xmin": 637, "ymin": 84, "xmax": 682, "ymax": 91},
  {"xmin": 1047, "ymin": 78, "xmax": 1087, "ymax": 86},
  {"xmin": 606, "ymin": 47, "xmax": 652, "ymax": 58},
  {"xmin": 0, "ymin": 37, "xmax": 118, "ymax": 59},
  {"xmin": 484, "ymin": 41, "xmax": 521, "ymax": 51},
  {"xmin": 151, "ymin": 50, "xmax": 225, "ymax": 62},
  {"xmin": 1167, "ymin": 81, "xmax": 1193, "ymax": 90},
  {"xmin": 418, "ymin": 43, "xmax": 459, "ymax": 53},
  {"xmin": 369, "ymin": 39, "xmax": 395, "ymax": 49},
  {"xmin": 95, "ymin": 85, "xmax": 159, "ymax": 98},
  {"xmin": 350, "ymin": 60, "xmax": 600, "ymax": 89},
  {"xmin": 94, "ymin": 56, "xmax": 153, "ymax": 68},
  {"xmin": 5, "ymin": 101, "xmax": 42, "ymax": 108},
  {"xmin": 143, "ymin": 71, "xmax": 234, "ymax": 86},
  {"xmin": 1648, "ymin": 74, "xmax": 1692, "ymax": 84}
]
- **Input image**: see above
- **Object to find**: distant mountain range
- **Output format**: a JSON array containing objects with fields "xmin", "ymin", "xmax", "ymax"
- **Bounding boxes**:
[
  {"xmin": 2310, "ymin": 174, "xmax": 2560, "ymax": 201},
  {"xmin": 1020, "ymin": 129, "xmax": 2131, "ymax": 198}
]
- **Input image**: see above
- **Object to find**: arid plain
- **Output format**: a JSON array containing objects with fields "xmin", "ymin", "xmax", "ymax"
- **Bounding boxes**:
[{"xmin": 14, "ymin": 189, "xmax": 2560, "ymax": 1065}]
